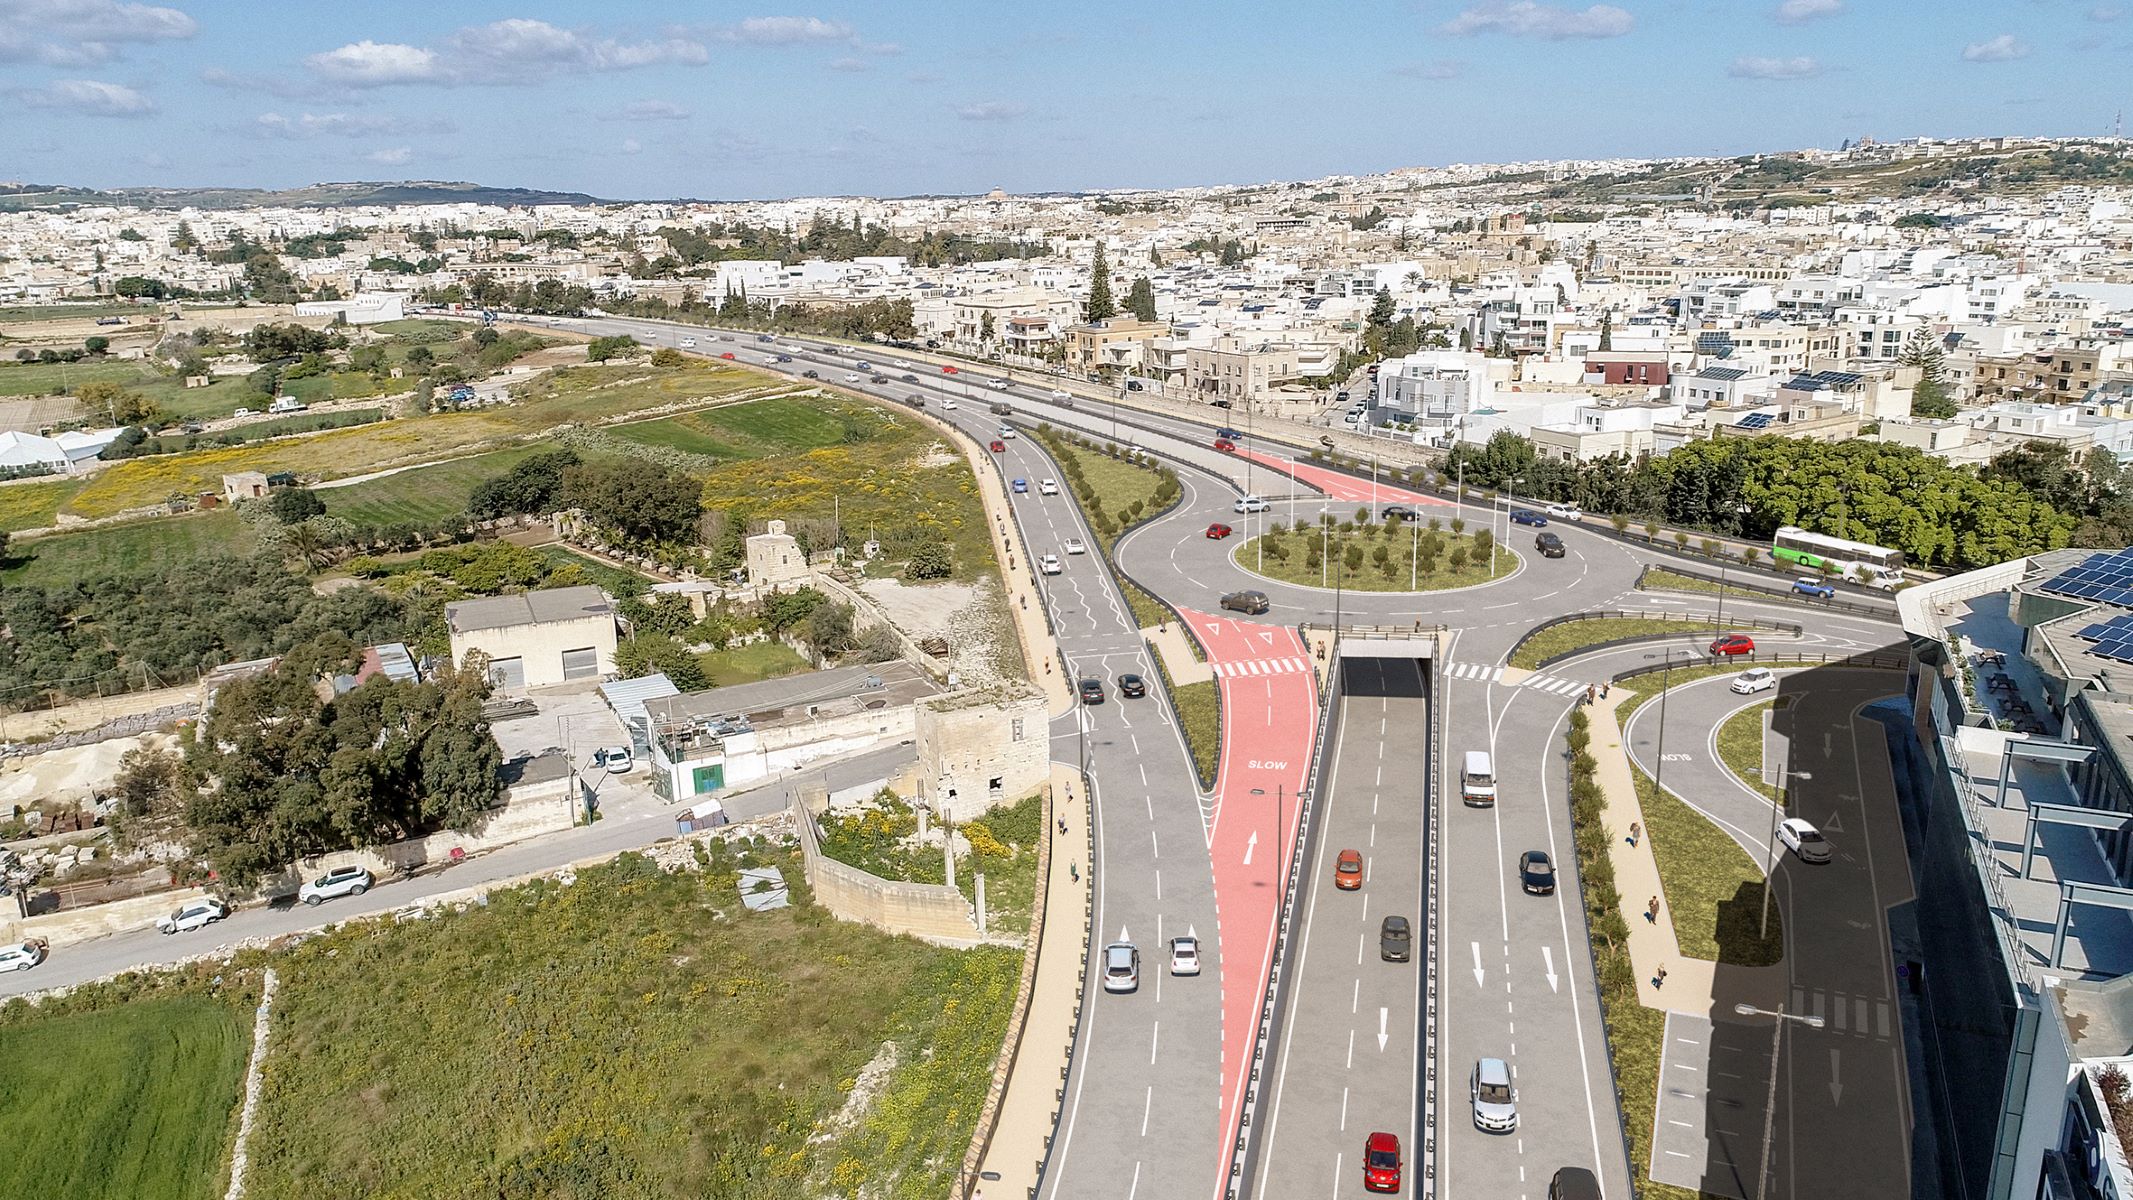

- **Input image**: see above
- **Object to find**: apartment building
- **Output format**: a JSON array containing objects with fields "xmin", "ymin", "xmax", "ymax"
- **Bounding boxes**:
[
  {"xmin": 1528, "ymin": 399, "xmax": 1685, "ymax": 462},
  {"xmin": 1185, "ymin": 336, "xmax": 1339, "ymax": 403},
  {"xmin": 1064, "ymin": 318, "xmax": 1170, "ymax": 375}
]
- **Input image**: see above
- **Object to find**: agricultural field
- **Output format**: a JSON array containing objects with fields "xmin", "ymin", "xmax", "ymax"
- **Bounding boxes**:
[
  {"xmin": 0, "ymin": 300, "xmax": 145, "ymax": 324},
  {"xmin": 320, "ymin": 446, "xmax": 547, "ymax": 528},
  {"xmin": 0, "ymin": 991, "xmax": 251, "ymax": 1200},
  {"xmin": 532, "ymin": 545, "xmax": 654, "ymax": 598},
  {"xmin": 0, "ymin": 358, "xmax": 161, "ymax": 398},
  {"xmin": 1, "ymin": 509, "xmax": 255, "ymax": 586},
  {"xmin": 696, "ymin": 640, "xmax": 812, "ymax": 687},
  {"xmin": 0, "ymin": 476, "xmax": 86, "ymax": 532},
  {"xmin": 609, "ymin": 394, "xmax": 857, "ymax": 461}
]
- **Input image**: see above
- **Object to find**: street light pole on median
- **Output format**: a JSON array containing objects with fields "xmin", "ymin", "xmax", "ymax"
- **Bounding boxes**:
[
  {"xmin": 1643, "ymin": 649, "xmax": 1693, "ymax": 815},
  {"xmin": 1761, "ymin": 763, "xmax": 1811, "ymax": 941},
  {"xmin": 1734, "ymin": 1002, "xmax": 1825, "ymax": 1200}
]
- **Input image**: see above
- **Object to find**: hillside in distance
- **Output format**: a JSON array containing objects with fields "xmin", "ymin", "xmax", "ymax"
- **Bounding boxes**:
[{"xmin": 0, "ymin": 179, "xmax": 613, "ymax": 211}]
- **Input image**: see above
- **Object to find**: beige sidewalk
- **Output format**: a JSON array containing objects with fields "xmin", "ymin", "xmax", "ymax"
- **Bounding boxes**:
[
  {"xmin": 1146, "ymin": 620, "xmax": 1212, "ymax": 684},
  {"xmin": 1588, "ymin": 690, "xmax": 1783, "ymax": 1016},
  {"xmin": 972, "ymin": 763, "xmax": 1092, "ymax": 1197}
]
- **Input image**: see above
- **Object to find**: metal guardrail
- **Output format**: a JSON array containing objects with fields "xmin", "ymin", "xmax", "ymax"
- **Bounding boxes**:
[
  {"xmin": 1421, "ymin": 644, "xmax": 1444, "ymax": 1198},
  {"xmin": 1632, "ymin": 563, "xmax": 1900, "ymax": 621},
  {"xmin": 1605, "ymin": 649, "xmax": 1911, "ymax": 686}
]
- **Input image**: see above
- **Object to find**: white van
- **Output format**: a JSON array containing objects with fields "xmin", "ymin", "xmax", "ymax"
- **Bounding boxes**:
[{"xmin": 1461, "ymin": 750, "xmax": 1497, "ymax": 807}]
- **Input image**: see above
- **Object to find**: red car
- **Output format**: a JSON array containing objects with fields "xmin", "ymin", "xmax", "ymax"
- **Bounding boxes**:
[
  {"xmin": 1205, "ymin": 523, "xmax": 1233, "ymax": 539},
  {"xmin": 1213, "ymin": 438, "xmax": 1237, "ymax": 452},
  {"xmin": 942, "ymin": 365, "xmax": 959, "ymax": 374},
  {"xmin": 719, "ymin": 352, "xmax": 736, "ymax": 360},
  {"xmin": 989, "ymin": 440, "xmax": 1006, "ymax": 453},
  {"xmin": 1364, "ymin": 1131, "xmax": 1401, "ymax": 1193},
  {"xmin": 1709, "ymin": 634, "xmax": 1756, "ymax": 657},
  {"xmin": 1335, "ymin": 849, "xmax": 1363, "ymax": 891}
]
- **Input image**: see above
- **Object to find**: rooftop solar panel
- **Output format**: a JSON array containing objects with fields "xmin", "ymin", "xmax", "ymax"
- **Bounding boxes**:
[
  {"xmin": 2043, "ymin": 549, "xmax": 2133, "ymax": 610},
  {"xmin": 1736, "ymin": 413, "xmax": 1775, "ymax": 430}
]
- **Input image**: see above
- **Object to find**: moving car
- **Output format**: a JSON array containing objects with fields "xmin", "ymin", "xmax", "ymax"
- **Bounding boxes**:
[
  {"xmin": 1040, "ymin": 554, "xmax": 1063, "ymax": 575},
  {"xmin": 1335, "ymin": 848, "xmax": 1364, "ymax": 890},
  {"xmin": 989, "ymin": 440, "xmax": 1005, "ymax": 453},
  {"xmin": 719, "ymin": 352, "xmax": 737, "ymax": 360},
  {"xmin": 1792, "ymin": 577, "xmax": 1837, "ymax": 599},
  {"xmin": 1050, "ymin": 389, "xmax": 1072, "ymax": 402},
  {"xmin": 0, "ymin": 938, "xmax": 48, "ymax": 972},
  {"xmin": 988, "ymin": 377, "xmax": 1009, "ymax": 389},
  {"xmin": 1510, "ymin": 509, "xmax": 1548, "ymax": 527},
  {"xmin": 997, "ymin": 425, "xmax": 1017, "ymax": 439},
  {"xmin": 1461, "ymin": 750, "xmax": 1498, "ymax": 807},
  {"xmin": 843, "ymin": 373, "xmax": 861, "ymax": 383},
  {"xmin": 1011, "ymin": 478, "xmax": 1029, "ymax": 494},
  {"xmin": 1078, "ymin": 677, "xmax": 1105, "ymax": 704},
  {"xmin": 1519, "ymin": 851, "xmax": 1556, "ymax": 895},
  {"xmin": 1213, "ymin": 438, "xmax": 1237, "ymax": 452},
  {"xmin": 1544, "ymin": 502, "xmax": 1582, "ymax": 522},
  {"xmin": 1039, "ymin": 478, "xmax": 1060, "ymax": 496},
  {"xmin": 1118, "ymin": 673, "xmax": 1147, "ymax": 699},
  {"xmin": 1535, "ymin": 531, "xmax": 1565, "ymax": 558},
  {"xmin": 854, "ymin": 360, "xmax": 873, "ymax": 370},
  {"xmin": 941, "ymin": 398, "xmax": 956, "ymax": 409},
  {"xmin": 1549, "ymin": 1167, "xmax": 1603, "ymax": 1200},
  {"xmin": 597, "ymin": 745, "xmax": 633, "ymax": 773},
  {"xmin": 1205, "ymin": 522, "xmax": 1233, "ymax": 539},
  {"xmin": 1220, "ymin": 590, "xmax": 1271, "ymax": 615},
  {"xmin": 1709, "ymin": 633, "xmax": 1756, "ymax": 657},
  {"xmin": 1472, "ymin": 1057, "xmax": 1519, "ymax": 1132},
  {"xmin": 1381, "ymin": 504, "xmax": 1416, "ymax": 522},
  {"xmin": 1102, "ymin": 941, "xmax": 1139, "ymax": 992},
  {"xmin": 941, "ymin": 365, "xmax": 959, "ymax": 373},
  {"xmin": 1363, "ymin": 1132, "xmax": 1402, "ymax": 1193},
  {"xmin": 157, "ymin": 898, "xmax": 230, "ymax": 935},
  {"xmin": 1169, "ymin": 935, "xmax": 1201, "ymax": 976},
  {"xmin": 776, "ymin": 354, "xmax": 793, "ymax": 362},
  {"xmin": 1730, "ymin": 667, "xmax": 1778, "ymax": 694},
  {"xmin": 1064, "ymin": 537, "xmax": 1087, "ymax": 555},
  {"xmin": 802, "ymin": 369, "xmax": 820, "ymax": 379},
  {"xmin": 299, "ymin": 865, "xmax": 374, "ymax": 905},
  {"xmin": 1379, "ymin": 915, "xmax": 1411, "ymax": 962},
  {"xmin": 1215, "ymin": 427, "xmax": 1242, "ymax": 439},
  {"xmin": 679, "ymin": 337, "xmax": 696, "ymax": 348},
  {"xmin": 1233, "ymin": 495, "xmax": 1269, "ymax": 514},
  {"xmin": 1778, "ymin": 817, "xmax": 1832, "ymax": 864},
  {"xmin": 901, "ymin": 373, "xmax": 918, "ymax": 382}
]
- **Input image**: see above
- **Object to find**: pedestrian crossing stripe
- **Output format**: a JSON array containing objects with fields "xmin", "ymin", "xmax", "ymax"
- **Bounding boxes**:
[
  {"xmin": 1441, "ymin": 662, "xmax": 1504, "ymax": 684},
  {"xmin": 1210, "ymin": 656, "xmax": 1311, "ymax": 678},
  {"xmin": 1438, "ymin": 661, "xmax": 1590, "ymax": 696},
  {"xmin": 1790, "ymin": 987, "xmax": 1895, "ymax": 1038}
]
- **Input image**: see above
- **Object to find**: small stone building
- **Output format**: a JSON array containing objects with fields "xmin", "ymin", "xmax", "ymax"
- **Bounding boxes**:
[{"xmin": 746, "ymin": 519, "xmax": 809, "ymax": 587}]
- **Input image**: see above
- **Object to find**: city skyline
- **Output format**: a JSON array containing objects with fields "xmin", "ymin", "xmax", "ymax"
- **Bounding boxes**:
[{"xmin": 0, "ymin": 0, "xmax": 2120, "ymax": 199}]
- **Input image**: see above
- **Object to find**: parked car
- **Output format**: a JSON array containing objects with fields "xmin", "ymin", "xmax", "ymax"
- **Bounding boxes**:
[
  {"xmin": 1233, "ymin": 495, "xmax": 1269, "ymax": 514},
  {"xmin": 1535, "ymin": 532, "xmax": 1565, "ymax": 558},
  {"xmin": 1709, "ymin": 634, "xmax": 1756, "ymax": 657},
  {"xmin": 1064, "ymin": 537, "xmax": 1087, "ymax": 555},
  {"xmin": 1544, "ymin": 502, "xmax": 1583, "ymax": 522},
  {"xmin": 989, "ymin": 440, "xmax": 1005, "ymax": 453},
  {"xmin": 1169, "ymin": 935, "xmax": 1201, "ymax": 976},
  {"xmin": 1379, "ymin": 915, "xmax": 1412, "ymax": 962},
  {"xmin": 1381, "ymin": 504, "xmax": 1416, "ymax": 522},
  {"xmin": 1118, "ymin": 673, "xmax": 1147, "ymax": 699},
  {"xmin": 597, "ymin": 745, "xmax": 633, "ymax": 773},
  {"xmin": 1205, "ymin": 523, "xmax": 1234, "ymax": 539},
  {"xmin": 157, "ymin": 898, "xmax": 230, "ymax": 935},
  {"xmin": 1335, "ymin": 848, "xmax": 1364, "ymax": 891},
  {"xmin": 1039, "ymin": 478, "xmax": 1060, "ymax": 496},
  {"xmin": 1519, "ymin": 851, "xmax": 1556, "ymax": 895},
  {"xmin": 1209, "ymin": 398, "xmax": 1232, "ymax": 408},
  {"xmin": 0, "ymin": 938, "xmax": 48, "ymax": 972},
  {"xmin": 1220, "ymin": 590, "xmax": 1270, "ymax": 615},
  {"xmin": 299, "ymin": 865, "xmax": 375, "ymax": 906},
  {"xmin": 1472, "ymin": 1057, "xmax": 1519, "ymax": 1132},
  {"xmin": 1510, "ymin": 509, "xmax": 1547, "ymax": 527},
  {"xmin": 1731, "ymin": 667, "xmax": 1778, "ymax": 694},
  {"xmin": 1363, "ymin": 1131, "xmax": 1403, "ymax": 1193},
  {"xmin": 1213, "ymin": 438, "xmax": 1237, "ymax": 452},
  {"xmin": 1103, "ymin": 941, "xmax": 1139, "ymax": 992},
  {"xmin": 1040, "ymin": 554, "xmax": 1063, "ymax": 575},
  {"xmin": 1011, "ymin": 478, "xmax": 1029, "ymax": 494},
  {"xmin": 1792, "ymin": 577, "xmax": 1837, "ymax": 599},
  {"xmin": 1078, "ymin": 677, "xmax": 1105, "ymax": 704},
  {"xmin": 1778, "ymin": 817, "xmax": 1832, "ymax": 864}
]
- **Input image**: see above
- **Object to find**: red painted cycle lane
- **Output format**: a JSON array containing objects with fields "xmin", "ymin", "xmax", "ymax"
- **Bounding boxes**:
[
  {"xmin": 1176, "ymin": 607, "xmax": 1320, "ymax": 1199},
  {"xmin": 1234, "ymin": 446, "xmax": 1453, "ymax": 508}
]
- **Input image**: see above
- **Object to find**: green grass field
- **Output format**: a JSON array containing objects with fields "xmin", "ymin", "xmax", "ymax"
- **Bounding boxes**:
[
  {"xmin": 0, "ymin": 477, "xmax": 86, "ymax": 532},
  {"xmin": 1510, "ymin": 617, "xmax": 1754, "ymax": 671},
  {"xmin": 1170, "ymin": 677, "xmax": 1219, "ymax": 788},
  {"xmin": 2, "ymin": 509, "xmax": 254, "ymax": 586},
  {"xmin": 320, "ymin": 447, "xmax": 545, "ymax": 528},
  {"xmin": 0, "ymin": 994, "xmax": 249, "ymax": 1200},
  {"xmin": 0, "ymin": 301, "xmax": 145, "ymax": 324},
  {"xmin": 1635, "ymin": 762, "xmax": 1784, "ymax": 966},
  {"xmin": 533, "ymin": 546, "xmax": 653, "ymax": 598},
  {"xmin": 0, "ymin": 358, "xmax": 161, "ymax": 398},
  {"xmin": 1717, "ymin": 700, "xmax": 1782, "ymax": 803},
  {"xmin": 609, "ymin": 394, "xmax": 854, "ymax": 461},
  {"xmin": 697, "ymin": 640, "xmax": 812, "ymax": 687}
]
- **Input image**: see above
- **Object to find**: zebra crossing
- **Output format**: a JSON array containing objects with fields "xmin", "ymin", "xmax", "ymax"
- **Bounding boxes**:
[
  {"xmin": 1438, "ymin": 660, "xmax": 1593, "ymax": 697},
  {"xmin": 1792, "ymin": 986, "xmax": 1896, "ymax": 1040},
  {"xmin": 1210, "ymin": 656, "xmax": 1312, "ymax": 678}
]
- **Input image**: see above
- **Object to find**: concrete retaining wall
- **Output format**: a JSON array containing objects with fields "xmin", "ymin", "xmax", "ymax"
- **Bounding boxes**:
[
  {"xmin": 1, "ymin": 884, "xmax": 213, "ymax": 947},
  {"xmin": 791, "ymin": 786, "xmax": 984, "ymax": 945}
]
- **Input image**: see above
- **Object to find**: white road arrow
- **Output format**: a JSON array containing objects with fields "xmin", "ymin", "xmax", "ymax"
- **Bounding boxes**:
[
  {"xmin": 1830, "ymin": 1048, "xmax": 1843, "ymax": 1105},
  {"xmin": 1243, "ymin": 832, "xmax": 1258, "ymax": 865},
  {"xmin": 1377, "ymin": 1007, "xmax": 1389, "ymax": 1052},
  {"xmin": 1542, "ymin": 947, "xmax": 1559, "ymax": 993},
  {"xmin": 1471, "ymin": 941, "xmax": 1486, "ymax": 988}
]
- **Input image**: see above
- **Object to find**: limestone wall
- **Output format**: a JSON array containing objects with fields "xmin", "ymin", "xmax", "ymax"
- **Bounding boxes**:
[{"xmin": 791, "ymin": 787, "xmax": 984, "ymax": 945}]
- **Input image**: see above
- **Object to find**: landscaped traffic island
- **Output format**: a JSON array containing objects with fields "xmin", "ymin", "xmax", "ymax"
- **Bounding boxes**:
[{"xmin": 1233, "ymin": 518, "xmax": 1514, "ymax": 592}]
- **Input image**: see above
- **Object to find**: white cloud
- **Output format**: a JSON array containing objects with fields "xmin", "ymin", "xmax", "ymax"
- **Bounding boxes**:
[
  {"xmin": 1961, "ymin": 33, "xmax": 2030, "ymax": 62},
  {"xmin": 953, "ymin": 100, "xmax": 1025, "ymax": 121},
  {"xmin": 1441, "ymin": 2, "xmax": 1633, "ymax": 39},
  {"xmin": 830, "ymin": 56, "xmax": 869, "ymax": 71},
  {"xmin": 254, "ymin": 111, "xmax": 450, "ymax": 139},
  {"xmin": 1774, "ymin": 0, "xmax": 1842, "ymax": 23},
  {"xmin": 1393, "ymin": 59, "xmax": 1467, "ymax": 79},
  {"xmin": 306, "ymin": 20, "xmax": 708, "ymax": 87},
  {"xmin": 620, "ymin": 137, "xmax": 642, "ymax": 155},
  {"xmin": 605, "ymin": 98, "xmax": 690, "ymax": 120},
  {"xmin": 1729, "ymin": 55, "xmax": 1822, "ymax": 79},
  {"xmin": 718, "ymin": 16, "xmax": 854, "ymax": 44},
  {"xmin": 363, "ymin": 146, "xmax": 412, "ymax": 165},
  {"xmin": 0, "ymin": 0, "xmax": 195, "ymax": 64},
  {"xmin": 13, "ymin": 77, "xmax": 155, "ymax": 115}
]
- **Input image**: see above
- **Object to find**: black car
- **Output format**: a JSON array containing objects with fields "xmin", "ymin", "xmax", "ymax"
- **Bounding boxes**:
[
  {"xmin": 802, "ymin": 369, "xmax": 820, "ymax": 379},
  {"xmin": 870, "ymin": 375, "xmax": 888, "ymax": 384},
  {"xmin": 1118, "ymin": 673, "xmax": 1147, "ymax": 699},
  {"xmin": 1510, "ymin": 509, "xmax": 1547, "ymax": 527},
  {"xmin": 1382, "ymin": 504, "xmax": 1417, "ymax": 522},
  {"xmin": 1519, "ymin": 851, "xmax": 1556, "ymax": 895},
  {"xmin": 776, "ymin": 354, "xmax": 794, "ymax": 362},
  {"xmin": 1535, "ymin": 531, "xmax": 1565, "ymax": 558},
  {"xmin": 1379, "ymin": 915, "xmax": 1412, "ymax": 962},
  {"xmin": 1209, "ymin": 399, "xmax": 1232, "ymax": 408},
  {"xmin": 1220, "ymin": 590, "xmax": 1271, "ymax": 615},
  {"xmin": 901, "ymin": 373, "xmax": 918, "ymax": 382},
  {"xmin": 1078, "ymin": 678, "xmax": 1106, "ymax": 705}
]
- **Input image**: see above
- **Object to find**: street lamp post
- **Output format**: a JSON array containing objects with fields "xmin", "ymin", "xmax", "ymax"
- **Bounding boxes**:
[
  {"xmin": 1761, "ymin": 764, "xmax": 1811, "ymax": 940},
  {"xmin": 1643, "ymin": 649, "xmax": 1693, "ymax": 810},
  {"xmin": 1734, "ymin": 1002, "xmax": 1826, "ymax": 1200}
]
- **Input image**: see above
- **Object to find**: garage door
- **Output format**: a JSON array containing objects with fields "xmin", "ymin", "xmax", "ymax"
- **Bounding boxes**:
[
  {"xmin": 491, "ymin": 656, "xmax": 526, "ymax": 690},
  {"xmin": 560, "ymin": 647, "xmax": 601, "ymax": 681}
]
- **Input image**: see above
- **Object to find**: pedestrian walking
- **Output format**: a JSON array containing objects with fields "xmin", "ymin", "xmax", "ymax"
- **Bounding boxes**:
[
  {"xmin": 1057, "ymin": 817, "xmax": 1067, "ymax": 835},
  {"xmin": 1628, "ymin": 821, "xmax": 1642, "ymax": 848},
  {"xmin": 1585, "ymin": 683, "xmax": 1597, "ymax": 705},
  {"xmin": 1647, "ymin": 895, "xmax": 1660, "ymax": 924},
  {"xmin": 1601, "ymin": 681, "xmax": 1611, "ymax": 699},
  {"xmin": 1070, "ymin": 861, "xmax": 1080, "ymax": 883},
  {"xmin": 1654, "ymin": 964, "xmax": 1668, "ymax": 989}
]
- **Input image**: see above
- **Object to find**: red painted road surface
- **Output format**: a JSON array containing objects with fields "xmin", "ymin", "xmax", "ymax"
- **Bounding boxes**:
[
  {"xmin": 1235, "ymin": 447, "xmax": 1452, "ymax": 508},
  {"xmin": 1176, "ymin": 607, "xmax": 1320, "ymax": 1199}
]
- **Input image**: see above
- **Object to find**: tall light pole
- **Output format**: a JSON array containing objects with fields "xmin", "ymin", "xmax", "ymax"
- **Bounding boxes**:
[
  {"xmin": 1734, "ymin": 1002, "xmax": 1825, "ymax": 1200},
  {"xmin": 1762, "ymin": 765, "xmax": 1811, "ymax": 940},
  {"xmin": 1642, "ymin": 649, "xmax": 1693, "ymax": 810}
]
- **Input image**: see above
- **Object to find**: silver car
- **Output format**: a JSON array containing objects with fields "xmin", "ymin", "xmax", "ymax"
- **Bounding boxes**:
[
  {"xmin": 1472, "ymin": 1057, "xmax": 1519, "ymax": 1132},
  {"xmin": 157, "ymin": 898, "xmax": 230, "ymax": 935},
  {"xmin": 299, "ymin": 865, "xmax": 374, "ymax": 905},
  {"xmin": 1103, "ymin": 942, "xmax": 1140, "ymax": 993},
  {"xmin": 0, "ymin": 938, "xmax": 48, "ymax": 972}
]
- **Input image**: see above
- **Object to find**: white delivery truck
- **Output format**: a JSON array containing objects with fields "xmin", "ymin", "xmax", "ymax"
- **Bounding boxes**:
[{"xmin": 1461, "ymin": 750, "xmax": 1497, "ymax": 807}]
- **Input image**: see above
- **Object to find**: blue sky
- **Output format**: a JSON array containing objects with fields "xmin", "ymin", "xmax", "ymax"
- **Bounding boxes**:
[{"xmin": 0, "ymin": 0, "xmax": 2113, "ymax": 199}]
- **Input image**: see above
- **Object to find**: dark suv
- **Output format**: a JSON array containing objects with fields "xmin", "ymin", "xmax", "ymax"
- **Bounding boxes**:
[
  {"xmin": 1078, "ymin": 678, "xmax": 1106, "ymax": 704},
  {"xmin": 1220, "ymin": 590, "xmax": 1271, "ymax": 615},
  {"xmin": 1379, "ymin": 915, "xmax": 1412, "ymax": 962},
  {"xmin": 1535, "ymin": 531, "xmax": 1565, "ymax": 558}
]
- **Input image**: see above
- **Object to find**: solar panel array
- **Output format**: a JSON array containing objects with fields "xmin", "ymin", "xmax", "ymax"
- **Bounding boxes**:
[
  {"xmin": 2043, "ymin": 548, "xmax": 2133, "ymax": 608},
  {"xmin": 2076, "ymin": 612, "xmax": 2133, "ymax": 664},
  {"xmin": 1735, "ymin": 413, "xmax": 1776, "ymax": 430}
]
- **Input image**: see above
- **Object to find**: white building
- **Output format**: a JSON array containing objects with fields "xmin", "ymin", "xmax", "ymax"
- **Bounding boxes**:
[{"xmin": 445, "ymin": 585, "xmax": 618, "ymax": 691}]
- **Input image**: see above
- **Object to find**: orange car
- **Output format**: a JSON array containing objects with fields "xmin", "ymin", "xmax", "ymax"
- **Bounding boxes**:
[{"xmin": 1335, "ymin": 849, "xmax": 1363, "ymax": 890}]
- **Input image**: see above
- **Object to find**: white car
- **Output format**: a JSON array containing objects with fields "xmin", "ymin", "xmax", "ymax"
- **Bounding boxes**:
[
  {"xmin": 298, "ymin": 865, "xmax": 374, "ymax": 905},
  {"xmin": 1544, "ymin": 502, "xmax": 1583, "ymax": 522},
  {"xmin": 988, "ymin": 378, "xmax": 1010, "ymax": 389},
  {"xmin": 997, "ymin": 426, "xmax": 1017, "ymax": 440},
  {"xmin": 1050, "ymin": 389, "xmax": 1072, "ymax": 401},
  {"xmin": 941, "ymin": 398, "xmax": 957, "ymax": 410},
  {"xmin": 1039, "ymin": 554, "xmax": 1063, "ymax": 575},
  {"xmin": 1777, "ymin": 818, "xmax": 1832, "ymax": 864},
  {"xmin": 1103, "ymin": 941, "xmax": 1140, "ymax": 993},
  {"xmin": 844, "ymin": 373, "xmax": 862, "ymax": 383},
  {"xmin": 679, "ymin": 337, "xmax": 697, "ymax": 349},
  {"xmin": 0, "ymin": 938, "xmax": 47, "ymax": 972},
  {"xmin": 1234, "ymin": 496, "xmax": 1270, "ymax": 514},
  {"xmin": 1472, "ymin": 1057, "xmax": 1519, "ymax": 1132},
  {"xmin": 597, "ymin": 745, "xmax": 634, "ymax": 774},
  {"xmin": 1126, "ymin": 444, "xmax": 1145, "ymax": 458},
  {"xmin": 1039, "ymin": 478, "xmax": 1060, "ymax": 496},
  {"xmin": 1169, "ymin": 935, "xmax": 1201, "ymax": 976},
  {"xmin": 156, "ymin": 898, "xmax": 230, "ymax": 935},
  {"xmin": 1730, "ymin": 667, "xmax": 1778, "ymax": 695},
  {"xmin": 1064, "ymin": 537, "xmax": 1087, "ymax": 555}
]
